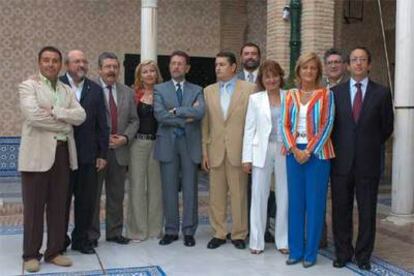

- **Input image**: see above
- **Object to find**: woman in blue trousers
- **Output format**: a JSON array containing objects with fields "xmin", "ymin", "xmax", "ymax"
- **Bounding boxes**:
[{"xmin": 280, "ymin": 52, "xmax": 335, "ymax": 268}]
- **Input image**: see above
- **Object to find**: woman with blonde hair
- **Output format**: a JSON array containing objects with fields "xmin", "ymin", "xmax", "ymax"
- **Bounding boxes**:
[
  {"xmin": 281, "ymin": 52, "xmax": 335, "ymax": 267},
  {"xmin": 126, "ymin": 60, "xmax": 163, "ymax": 241}
]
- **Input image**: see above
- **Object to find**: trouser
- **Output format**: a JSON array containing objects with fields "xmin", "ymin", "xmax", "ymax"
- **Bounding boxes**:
[
  {"xmin": 22, "ymin": 142, "xmax": 69, "ymax": 261},
  {"xmin": 286, "ymin": 144, "xmax": 330, "ymax": 263},
  {"xmin": 126, "ymin": 138, "xmax": 162, "ymax": 240},
  {"xmin": 249, "ymin": 141, "xmax": 288, "ymax": 250},
  {"xmin": 90, "ymin": 149, "xmax": 127, "ymax": 240},
  {"xmin": 209, "ymin": 154, "xmax": 248, "ymax": 240},
  {"xmin": 331, "ymin": 170, "xmax": 379, "ymax": 264},
  {"xmin": 64, "ymin": 163, "xmax": 98, "ymax": 246},
  {"xmin": 160, "ymin": 136, "xmax": 198, "ymax": 235}
]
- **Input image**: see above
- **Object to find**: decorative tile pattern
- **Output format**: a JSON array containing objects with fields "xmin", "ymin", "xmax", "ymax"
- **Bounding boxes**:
[
  {"xmin": 30, "ymin": 266, "xmax": 166, "ymax": 276},
  {"xmin": 0, "ymin": 137, "xmax": 20, "ymax": 177}
]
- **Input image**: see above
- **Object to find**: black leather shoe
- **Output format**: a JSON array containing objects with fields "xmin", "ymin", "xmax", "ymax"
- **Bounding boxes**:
[
  {"xmin": 89, "ymin": 239, "xmax": 98, "ymax": 248},
  {"xmin": 358, "ymin": 262, "xmax": 371, "ymax": 271},
  {"xmin": 61, "ymin": 235, "xmax": 71, "ymax": 253},
  {"xmin": 264, "ymin": 231, "xmax": 275, "ymax": 243},
  {"xmin": 159, "ymin": 234, "xmax": 179, "ymax": 245},
  {"xmin": 231, "ymin": 239, "xmax": 246, "ymax": 249},
  {"xmin": 207, "ymin": 238, "xmax": 226, "ymax": 249},
  {"xmin": 226, "ymin": 233, "xmax": 231, "ymax": 240},
  {"xmin": 184, "ymin": 235, "xmax": 195, "ymax": 247},
  {"xmin": 286, "ymin": 258, "xmax": 302, "ymax": 265},
  {"xmin": 72, "ymin": 243, "xmax": 96, "ymax": 254},
  {"xmin": 333, "ymin": 259, "xmax": 350, "ymax": 268},
  {"xmin": 106, "ymin": 236, "xmax": 130, "ymax": 244}
]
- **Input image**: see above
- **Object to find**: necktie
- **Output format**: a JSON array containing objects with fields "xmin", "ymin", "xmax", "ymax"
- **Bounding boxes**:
[
  {"xmin": 108, "ymin": 85, "xmax": 118, "ymax": 134},
  {"xmin": 176, "ymin": 83, "xmax": 183, "ymax": 106},
  {"xmin": 247, "ymin": 72, "xmax": 254, "ymax": 83},
  {"xmin": 352, "ymin": 82, "xmax": 363, "ymax": 122}
]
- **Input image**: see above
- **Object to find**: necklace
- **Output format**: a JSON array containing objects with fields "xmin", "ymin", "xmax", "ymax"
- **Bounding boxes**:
[{"xmin": 301, "ymin": 89, "xmax": 314, "ymax": 95}]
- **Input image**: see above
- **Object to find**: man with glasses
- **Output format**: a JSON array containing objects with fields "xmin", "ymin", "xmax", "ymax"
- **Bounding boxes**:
[{"xmin": 330, "ymin": 46, "xmax": 394, "ymax": 271}]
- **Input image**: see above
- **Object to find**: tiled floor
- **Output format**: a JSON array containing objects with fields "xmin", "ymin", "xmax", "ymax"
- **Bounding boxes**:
[{"xmin": 1, "ymin": 174, "xmax": 413, "ymax": 275}]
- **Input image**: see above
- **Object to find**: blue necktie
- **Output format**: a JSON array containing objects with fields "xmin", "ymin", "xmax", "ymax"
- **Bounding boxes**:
[{"xmin": 176, "ymin": 83, "xmax": 183, "ymax": 106}]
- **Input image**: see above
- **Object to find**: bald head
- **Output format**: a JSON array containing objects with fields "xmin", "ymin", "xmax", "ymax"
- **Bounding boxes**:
[{"xmin": 65, "ymin": 49, "xmax": 88, "ymax": 83}]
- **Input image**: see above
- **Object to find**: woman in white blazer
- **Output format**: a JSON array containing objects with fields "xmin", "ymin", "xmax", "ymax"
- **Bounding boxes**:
[{"xmin": 242, "ymin": 60, "xmax": 288, "ymax": 254}]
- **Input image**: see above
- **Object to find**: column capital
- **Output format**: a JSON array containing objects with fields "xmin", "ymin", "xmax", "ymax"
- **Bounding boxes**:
[{"xmin": 142, "ymin": 0, "xmax": 158, "ymax": 8}]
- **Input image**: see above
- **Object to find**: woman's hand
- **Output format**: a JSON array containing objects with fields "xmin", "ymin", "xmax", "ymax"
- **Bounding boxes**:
[{"xmin": 292, "ymin": 147, "xmax": 311, "ymax": 164}]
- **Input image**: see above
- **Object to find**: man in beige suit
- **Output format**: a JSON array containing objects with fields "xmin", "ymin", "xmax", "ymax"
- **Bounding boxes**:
[
  {"xmin": 18, "ymin": 46, "xmax": 86, "ymax": 273},
  {"xmin": 202, "ymin": 51, "xmax": 256, "ymax": 250}
]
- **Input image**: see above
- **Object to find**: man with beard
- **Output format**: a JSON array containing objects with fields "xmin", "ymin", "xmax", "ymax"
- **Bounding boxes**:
[
  {"xmin": 89, "ymin": 52, "xmax": 139, "ymax": 246},
  {"xmin": 237, "ymin": 42, "xmax": 261, "ymax": 83},
  {"xmin": 60, "ymin": 50, "xmax": 109, "ymax": 254}
]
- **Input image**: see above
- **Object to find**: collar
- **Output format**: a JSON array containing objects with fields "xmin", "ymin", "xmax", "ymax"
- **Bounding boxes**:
[
  {"xmin": 100, "ymin": 77, "xmax": 115, "ymax": 90},
  {"xmin": 39, "ymin": 73, "xmax": 59, "ymax": 91},
  {"xmin": 66, "ymin": 73, "xmax": 85, "ymax": 88},
  {"xmin": 219, "ymin": 75, "xmax": 237, "ymax": 88},
  {"xmin": 350, "ymin": 76, "xmax": 369, "ymax": 88},
  {"xmin": 172, "ymin": 79, "xmax": 185, "ymax": 89},
  {"xmin": 243, "ymin": 68, "xmax": 258, "ymax": 78}
]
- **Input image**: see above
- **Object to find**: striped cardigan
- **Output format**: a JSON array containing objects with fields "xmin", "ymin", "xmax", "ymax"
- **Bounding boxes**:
[{"xmin": 280, "ymin": 88, "xmax": 335, "ymax": 160}]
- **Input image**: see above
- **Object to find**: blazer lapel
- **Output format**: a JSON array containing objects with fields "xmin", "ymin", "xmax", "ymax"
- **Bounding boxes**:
[
  {"xmin": 226, "ymin": 81, "xmax": 242, "ymax": 121},
  {"xmin": 182, "ymin": 82, "xmax": 193, "ymax": 106},
  {"xmin": 357, "ymin": 80, "xmax": 374, "ymax": 124},
  {"xmin": 80, "ymin": 80, "xmax": 89, "ymax": 103},
  {"xmin": 262, "ymin": 92, "xmax": 271, "ymax": 123},
  {"xmin": 169, "ymin": 80, "xmax": 179, "ymax": 107},
  {"xmin": 342, "ymin": 81, "xmax": 355, "ymax": 125},
  {"xmin": 211, "ymin": 83, "xmax": 225, "ymax": 122}
]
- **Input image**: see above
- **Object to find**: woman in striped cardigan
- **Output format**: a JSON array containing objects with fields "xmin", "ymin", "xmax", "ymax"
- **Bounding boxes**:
[{"xmin": 281, "ymin": 52, "xmax": 335, "ymax": 268}]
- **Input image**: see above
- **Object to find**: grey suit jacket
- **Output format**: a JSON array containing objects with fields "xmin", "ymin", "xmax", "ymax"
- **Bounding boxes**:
[
  {"xmin": 99, "ymin": 80, "xmax": 139, "ymax": 166},
  {"xmin": 153, "ymin": 80, "xmax": 205, "ymax": 163}
]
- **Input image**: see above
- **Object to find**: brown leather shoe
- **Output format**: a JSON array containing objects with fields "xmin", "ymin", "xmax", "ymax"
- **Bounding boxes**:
[
  {"xmin": 24, "ymin": 259, "xmax": 40, "ymax": 273},
  {"xmin": 47, "ymin": 255, "xmax": 72, "ymax": 267}
]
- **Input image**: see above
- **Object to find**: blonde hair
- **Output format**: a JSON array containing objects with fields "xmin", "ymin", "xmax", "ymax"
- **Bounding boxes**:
[
  {"xmin": 294, "ymin": 52, "xmax": 323, "ymax": 87},
  {"xmin": 134, "ymin": 60, "xmax": 163, "ymax": 89}
]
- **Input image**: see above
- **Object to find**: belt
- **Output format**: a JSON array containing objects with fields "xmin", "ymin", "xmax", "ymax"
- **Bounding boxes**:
[
  {"xmin": 297, "ymin": 132, "xmax": 307, "ymax": 138},
  {"xmin": 135, "ymin": 133, "xmax": 156, "ymax": 140},
  {"xmin": 56, "ymin": 140, "xmax": 68, "ymax": 146}
]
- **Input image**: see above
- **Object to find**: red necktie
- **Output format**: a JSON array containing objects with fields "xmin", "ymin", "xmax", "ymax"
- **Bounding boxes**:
[
  {"xmin": 352, "ymin": 82, "xmax": 362, "ymax": 122},
  {"xmin": 108, "ymin": 86, "xmax": 118, "ymax": 134}
]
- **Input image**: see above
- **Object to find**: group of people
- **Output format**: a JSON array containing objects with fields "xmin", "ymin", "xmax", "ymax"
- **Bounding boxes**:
[{"xmin": 18, "ymin": 42, "xmax": 393, "ymax": 273}]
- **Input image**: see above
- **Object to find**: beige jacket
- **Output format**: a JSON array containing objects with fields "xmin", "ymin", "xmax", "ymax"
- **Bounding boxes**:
[
  {"xmin": 202, "ymin": 79, "xmax": 256, "ymax": 168},
  {"xmin": 18, "ymin": 75, "xmax": 86, "ymax": 172}
]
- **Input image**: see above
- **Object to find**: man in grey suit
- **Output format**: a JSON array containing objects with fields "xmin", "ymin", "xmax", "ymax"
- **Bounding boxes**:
[
  {"xmin": 89, "ymin": 52, "xmax": 139, "ymax": 246},
  {"xmin": 153, "ymin": 50, "xmax": 205, "ymax": 247},
  {"xmin": 237, "ymin": 42, "xmax": 261, "ymax": 83}
]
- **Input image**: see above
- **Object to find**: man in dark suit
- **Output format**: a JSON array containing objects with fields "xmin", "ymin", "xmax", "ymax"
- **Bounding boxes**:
[
  {"xmin": 331, "ymin": 46, "xmax": 394, "ymax": 271},
  {"xmin": 237, "ymin": 42, "xmax": 261, "ymax": 83},
  {"xmin": 89, "ymin": 52, "xmax": 139, "ymax": 245},
  {"xmin": 153, "ymin": 50, "xmax": 205, "ymax": 247},
  {"xmin": 60, "ymin": 50, "xmax": 109, "ymax": 254}
]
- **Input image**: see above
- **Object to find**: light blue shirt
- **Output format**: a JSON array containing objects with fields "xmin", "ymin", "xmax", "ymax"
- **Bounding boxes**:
[
  {"xmin": 350, "ymin": 77, "xmax": 368, "ymax": 107},
  {"xmin": 66, "ymin": 73, "xmax": 84, "ymax": 101},
  {"xmin": 219, "ymin": 76, "xmax": 237, "ymax": 118}
]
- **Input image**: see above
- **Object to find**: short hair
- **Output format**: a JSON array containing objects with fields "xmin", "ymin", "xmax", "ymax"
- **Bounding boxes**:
[
  {"xmin": 240, "ymin": 42, "xmax": 261, "ymax": 58},
  {"xmin": 98, "ymin": 52, "xmax": 119, "ymax": 68},
  {"xmin": 38, "ymin": 46, "xmax": 62, "ymax": 62},
  {"xmin": 295, "ymin": 52, "xmax": 323, "ymax": 87},
  {"xmin": 216, "ymin": 51, "xmax": 237, "ymax": 66},
  {"xmin": 256, "ymin": 60, "xmax": 285, "ymax": 91},
  {"xmin": 323, "ymin": 48, "xmax": 347, "ymax": 63},
  {"xmin": 170, "ymin": 50, "xmax": 190, "ymax": 65},
  {"xmin": 349, "ymin": 46, "xmax": 372, "ymax": 64},
  {"xmin": 134, "ymin": 60, "xmax": 163, "ymax": 89}
]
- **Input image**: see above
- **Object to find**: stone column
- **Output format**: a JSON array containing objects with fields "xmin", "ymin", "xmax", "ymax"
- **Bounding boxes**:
[
  {"xmin": 141, "ymin": 0, "xmax": 158, "ymax": 61},
  {"xmin": 389, "ymin": 0, "xmax": 414, "ymax": 222}
]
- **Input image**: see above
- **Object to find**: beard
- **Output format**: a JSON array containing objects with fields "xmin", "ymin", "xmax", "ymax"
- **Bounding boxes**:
[{"xmin": 243, "ymin": 59, "xmax": 260, "ymax": 70}]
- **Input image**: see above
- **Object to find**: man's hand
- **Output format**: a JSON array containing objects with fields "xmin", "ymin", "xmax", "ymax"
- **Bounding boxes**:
[
  {"xmin": 202, "ymin": 155, "xmax": 210, "ymax": 172},
  {"xmin": 109, "ymin": 134, "xmax": 127, "ymax": 149},
  {"xmin": 96, "ymin": 158, "xmax": 107, "ymax": 171},
  {"xmin": 193, "ymin": 101, "xmax": 199, "ymax": 107},
  {"xmin": 242, "ymin": 162, "xmax": 252, "ymax": 174}
]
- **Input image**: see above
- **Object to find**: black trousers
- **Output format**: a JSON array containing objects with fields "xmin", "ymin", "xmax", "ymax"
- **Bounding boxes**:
[
  {"xmin": 331, "ymin": 171, "xmax": 379, "ymax": 263},
  {"xmin": 64, "ymin": 163, "xmax": 98, "ymax": 246}
]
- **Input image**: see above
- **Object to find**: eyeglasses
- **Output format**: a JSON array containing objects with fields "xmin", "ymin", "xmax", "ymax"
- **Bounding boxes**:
[
  {"xmin": 326, "ymin": 60, "xmax": 343, "ymax": 65},
  {"xmin": 350, "ymin": 57, "xmax": 368, "ymax": 63}
]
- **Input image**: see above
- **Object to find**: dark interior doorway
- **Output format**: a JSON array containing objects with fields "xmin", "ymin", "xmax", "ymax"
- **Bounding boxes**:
[{"xmin": 124, "ymin": 54, "xmax": 216, "ymax": 88}]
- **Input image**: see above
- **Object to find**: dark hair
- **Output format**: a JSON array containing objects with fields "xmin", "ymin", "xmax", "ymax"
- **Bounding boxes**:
[
  {"xmin": 323, "ymin": 48, "xmax": 347, "ymax": 63},
  {"xmin": 38, "ymin": 46, "xmax": 62, "ymax": 62},
  {"xmin": 349, "ymin": 46, "xmax": 372, "ymax": 64},
  {"xmin": 216, "ymin": 51, "xmax": 237, "ymax": 66},
  {"xmin": 256, "ymin": 60, "xmax": 285, "ymax": 91},
  {"xmin": 98, "ymin": 52, "xmax": 119, "ymax": 68},
  {"xmin": 240, "ymin": 42, "xmax": 261, "ymax": 58},
  {"xmin": 170, "ymin": 50, "xmax": 190, "ymax": 65}
]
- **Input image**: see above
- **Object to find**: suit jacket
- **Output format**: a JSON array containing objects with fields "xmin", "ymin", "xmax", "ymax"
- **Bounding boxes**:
[
  {"xmin": 242, "ymin": 90, "xmax": 284, "ymax": 168},
  {"xmin": 153, "ymin": 80, "xmax": 205, "ymax": 163},
  {"xmin": 202, "ymin": 79, "xmax": 256, "ymax": 168},
  {"xmin": 331, "ymin": 79, "xmax": 394, "ymax": 177},
  {"xmin": 18, "ymin": 75, "xmax": 86, "ymax": 172},
  {"xmin": 237, "ymin": 70, "xmax": 245, "ymax": 81},
  {"xmin": 60, "ymin": 75, "xmax": 109, "ymax": 165},
  {"xmin": 98, "ymin": 79, "xmax": 139, "ymax": 166}
]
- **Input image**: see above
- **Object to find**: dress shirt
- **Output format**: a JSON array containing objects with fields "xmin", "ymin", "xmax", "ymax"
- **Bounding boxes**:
[
  {"xmin": 100, "ymin": 78, "xmax": 118, "ymax": 106},
  {"xmin": 172, "ymin": 79, "xmax": 185, "ymax": 95},
  {"xmin": 66, "ymin": 73, "xmax": 84, "ymax": 101},
  {"xmin": 350, "ymin": 77, "xmax": 368, "ymax": 107},
  {"xmin": 243, "ymin": 69, "xmax": 258, "ymax": 83},
  {"xmin": 219, "ymin": 76, "xmax": 237, "ymax": 118}
]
